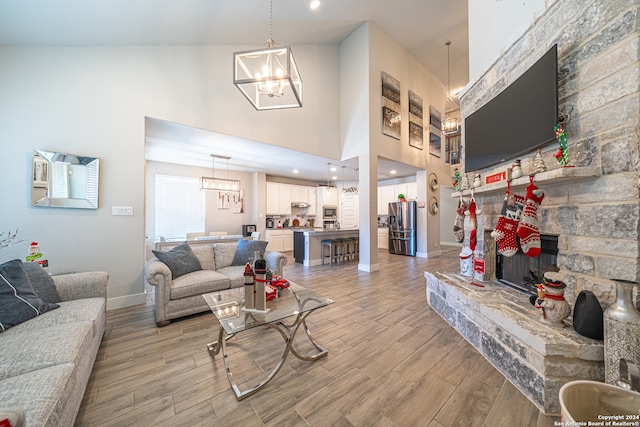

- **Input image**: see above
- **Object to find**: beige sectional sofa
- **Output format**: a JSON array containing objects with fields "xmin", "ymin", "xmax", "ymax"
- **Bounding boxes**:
[
  {"xmin": 0, "ymin": 268, "xmax": 108, "ymax": 427},
  {"xmin": 145, "ymin": 240, "xmax": 287, "ymax": 326}
]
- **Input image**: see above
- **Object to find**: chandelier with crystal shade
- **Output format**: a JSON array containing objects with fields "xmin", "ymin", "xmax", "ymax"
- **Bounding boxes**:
[
  {"xmin": 201, "ymin": 154, "xmax": 240, "ymax": 192},
  {"xmin": 443, "ymin": 41, "xmax": 460, "ymax": 135},
  {"xmin": 233, "ymin": 0, "xmax": 302, "ymax": 110}
]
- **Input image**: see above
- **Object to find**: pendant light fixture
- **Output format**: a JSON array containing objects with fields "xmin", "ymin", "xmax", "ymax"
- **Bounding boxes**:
[
  {"xmin": 201, "ymin": 154, "xmax": 241, "ymax": 192},
  {"xmin": 443, "ymin": 41, "xmax": 460, "ymax": 135},
  {"xmin": 233, "ymin": 0, "xmax": 302, "ymax": 110}
]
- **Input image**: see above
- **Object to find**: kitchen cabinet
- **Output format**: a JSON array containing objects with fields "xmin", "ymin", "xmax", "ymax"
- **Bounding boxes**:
[
  {"xmin": 378, "ymin": 228, "xmax": 389, "ymax": 250},
  {"xmin": 393, "ymin": 184, "xmax": 407, "ymax": 200},
  {"xmin": 283, "ymin": 229, "xmax": 293, "ymax": 251},
  {"xmin": 379, "ymin": 186, "xmax": 395, "ymax": 215},
  {"xmin": 265, "ymin": 229, "xmax": 293, "ymax": 252},
  {"xmin": 406, "ymin": 182, "xmax": 417, "ymax": 200},
  {"xmin": 318, "ymin": 186, "xmax": 338, "ymax": 207},
  {"xmin": 340, "ymin": 193, "xmax": 359, "ymax": 229},
  {"xmin": 279, "ymin": 184, "xmax": 291, "ymax": 215},
  {"xmin": 307, "ymin": 187, "xmax": 317, "ymax": 216},
  {"xmin": 266, "ymin": 183, "xmax": 292, "ymax": 215},
  {"xmin": 290, "ymin": 185, "xmax": 308, "ymax": 204}
]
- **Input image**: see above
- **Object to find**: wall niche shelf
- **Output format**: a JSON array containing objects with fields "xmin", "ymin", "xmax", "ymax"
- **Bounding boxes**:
[{"xmin": 452, "ymin": 166, "xmax": 601, "ymax": 197}]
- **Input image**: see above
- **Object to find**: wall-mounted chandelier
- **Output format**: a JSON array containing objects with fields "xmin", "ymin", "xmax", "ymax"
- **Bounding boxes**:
[
  {"xmin": 201, "ymin": 154, "xmax": 240, "ymax": 192},
  {"xmin": 233, "ymin": 0, "xmax": 302, "ymax": 110}
]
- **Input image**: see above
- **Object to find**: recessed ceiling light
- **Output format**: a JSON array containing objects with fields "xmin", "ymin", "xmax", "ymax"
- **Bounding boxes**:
[
  {"xmin": 293, "ymin": 169, "xmax": 299, "ymax": 174},
  {"xmin": 390, "ymin": 170, "xmax": 397, "ymax": 175},
  {"xmin": 331, "ymin": 175, "xmax": 338, "ymax": 180},
  {"xmin": 310, "ymin": 1, "xmax": 320, "ymax": 10},
  {"xmin": 330, "ymin": 166, "xmax": 337, "ymax": 172}
]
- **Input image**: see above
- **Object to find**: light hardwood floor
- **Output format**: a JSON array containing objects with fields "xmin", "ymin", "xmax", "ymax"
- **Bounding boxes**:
[{"xmin": 76, "ymin": 247, "xmax": 560, "ymax": 427}]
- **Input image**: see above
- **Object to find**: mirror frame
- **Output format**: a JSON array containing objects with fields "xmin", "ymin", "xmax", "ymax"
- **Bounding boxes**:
[
  {"xmin": 429, "ymin": 196, "xmax": 439, "ymax": 215},
  {"xmin": 31, "ymin": 149, "xmax": 100, "ymax": 209}
]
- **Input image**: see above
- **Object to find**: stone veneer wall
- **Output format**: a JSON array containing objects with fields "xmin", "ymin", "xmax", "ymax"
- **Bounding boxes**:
[{"xmin": 459, "ymin": 0, "xmax": 640, "ymax": 307}]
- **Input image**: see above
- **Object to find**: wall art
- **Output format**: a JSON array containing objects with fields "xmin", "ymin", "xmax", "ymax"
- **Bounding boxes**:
[
  {"xmin": 429, "ymin": 105, "xmax": 442, "ymax": 157},
  {"xmin": 381, "ymin": 71, "xmax": 401, "ymax": 140},
  {"xmin": 408, "ymin": 90, "xmax": 423, "ymax": 149}
]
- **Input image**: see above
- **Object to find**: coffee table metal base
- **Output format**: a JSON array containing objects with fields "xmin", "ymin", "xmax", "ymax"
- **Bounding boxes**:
[{"xmin": 207, "ymin": 310, "xmax": 328, "ymax": 401}]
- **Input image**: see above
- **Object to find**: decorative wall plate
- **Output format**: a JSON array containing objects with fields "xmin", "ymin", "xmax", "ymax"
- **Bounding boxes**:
[
  {"xmin": 429, "ymin": 173, "xmax": 439, "ymax": 191},
  {"xmin": 429, "ymin": 197, "xmax": 439, "ymax": 215}
]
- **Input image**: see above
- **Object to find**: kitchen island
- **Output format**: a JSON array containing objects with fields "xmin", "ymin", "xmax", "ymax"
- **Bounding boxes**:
[{"xmin": 293, "ymin": 229, "xmax": 359, "ymax": 266}]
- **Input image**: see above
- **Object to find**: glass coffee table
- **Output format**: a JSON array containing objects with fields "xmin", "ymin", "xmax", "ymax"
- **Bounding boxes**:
[{"xmin": 202, "ymin": 282, "xmax": 334, "ymax": 400}]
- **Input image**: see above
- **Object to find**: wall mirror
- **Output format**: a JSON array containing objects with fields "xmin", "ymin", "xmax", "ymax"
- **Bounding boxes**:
[{"xmin": 32, "ymin": 149, "xmax": 100, "ymax": 209}]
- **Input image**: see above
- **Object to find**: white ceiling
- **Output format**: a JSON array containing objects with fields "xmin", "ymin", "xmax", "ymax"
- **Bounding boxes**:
[{"xmin": 0, "ymin": 0, "xmax": 468, "ymax": 181}]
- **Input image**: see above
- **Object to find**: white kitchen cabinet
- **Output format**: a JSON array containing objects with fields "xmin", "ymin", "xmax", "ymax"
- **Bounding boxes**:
[
  {"xmin": 307, "ymin": 187, "xmax": 317, "ymax": 216},
  {"xmin": 278, "ymin": 184, "xmax": 291, "ymax": 215},
  {"xmin": 265, "ymin": 229, "xmax": 284, "ymax": 252},
  {"xmin": 266, "ymin": 183, "xmax": 280, "ymax": 215},
  {"xmin": 379, "ymin": 186, "xmax": 395, "ymax": 215},
  {"xmin": 319, "ymin": 186, "xmax": 338, "ymax": 207},
  {"xmin": 290, "ymin": 185, "xmax": 308, "ymax": 204},
  {"xmin": 378, "ymin": 228, "xmax": 389, "ymax": 250},
  {"xmin": 283, "ymin": 229, "xmax": 293, "ymax": 251},
  {"xmin": 393, "ymin": 184, "xmax": 407, "ymax": 200},
  {"xmin": 406, "ymin": 182, "xmax": 417, "ymax": 200},
  {"xmin": 266, "ymin": 182, "xmax": 292, "ymax": 215}
]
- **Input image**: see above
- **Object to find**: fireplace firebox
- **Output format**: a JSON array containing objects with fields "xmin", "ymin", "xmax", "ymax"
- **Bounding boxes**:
[{"xmin": 496, "ymin": 234, "xmax": 559, "ymax": 295}]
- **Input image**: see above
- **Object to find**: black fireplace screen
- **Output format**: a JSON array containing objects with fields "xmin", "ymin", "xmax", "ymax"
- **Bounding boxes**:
[{"xmin": 496, "ymin": 234, "xmax": 559, "ymax": 294}]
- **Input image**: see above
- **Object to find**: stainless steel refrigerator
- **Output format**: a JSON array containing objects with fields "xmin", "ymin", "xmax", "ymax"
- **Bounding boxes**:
[{"xmin": 388, "ymin": 201, "xmax": 417, "ymax": 256}]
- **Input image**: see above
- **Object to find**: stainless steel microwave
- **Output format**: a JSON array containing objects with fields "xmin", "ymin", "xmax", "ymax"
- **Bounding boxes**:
[{"xmin": 323, "ymin": 206, "xmax": 337, "ymax": 218}]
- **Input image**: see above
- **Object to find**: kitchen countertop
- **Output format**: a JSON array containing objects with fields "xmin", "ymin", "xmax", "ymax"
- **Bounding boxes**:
[{"xmin": 293, "ymin": 228, "xmax": 359, "ymax": 234}]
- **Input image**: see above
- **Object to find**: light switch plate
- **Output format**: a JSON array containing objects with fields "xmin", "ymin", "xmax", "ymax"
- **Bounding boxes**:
[{"xmin": 112, "ymin": 206, "xmax": 133, "ymax": 216}]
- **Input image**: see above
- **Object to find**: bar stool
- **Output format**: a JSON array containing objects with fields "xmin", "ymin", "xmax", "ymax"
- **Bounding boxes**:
[
  {"xmin": 343, "ymin": 238, "xmax": 356, "ymax": 261},
  {"xmin": 321, "ymin": 239, "xmax": 342, "ymax": 266},
  {"xmin": 334, "ymin": 238, "xmax": 348, "ymax": 263}
]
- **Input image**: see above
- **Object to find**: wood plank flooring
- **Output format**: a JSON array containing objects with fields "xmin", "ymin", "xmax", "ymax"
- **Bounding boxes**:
[{"xmin": 76, "ymin": 247, "xmax": 560, "ymax": 426}]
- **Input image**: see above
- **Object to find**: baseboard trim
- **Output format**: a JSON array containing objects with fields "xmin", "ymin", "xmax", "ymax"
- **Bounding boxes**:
[
  {"xmin": 358, "ymin": 262, "xmax": 380, "ymax": 272},
  {"xmin": 107, "ymin": 293, "xmax": 146, "ymax": 310}
]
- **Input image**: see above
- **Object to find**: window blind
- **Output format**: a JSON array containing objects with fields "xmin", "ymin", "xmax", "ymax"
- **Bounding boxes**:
[{"xmin": 155, "ymin": 174, "xmax": 205, "ymax": 241}]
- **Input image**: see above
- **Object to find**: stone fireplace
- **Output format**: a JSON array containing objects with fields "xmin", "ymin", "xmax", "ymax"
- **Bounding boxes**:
[{"xmin": 426, "ymin": 0, "xmax": 639, "ymax": 416}]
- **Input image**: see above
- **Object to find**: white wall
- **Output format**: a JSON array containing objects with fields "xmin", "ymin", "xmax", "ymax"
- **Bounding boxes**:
[
  {"xmin": 0, "ymin": 44, "xmax": 340, "ymax": 309},
  {"xmin": 467, "ymin": 0, "xmax": 546, "ymax": 83}
]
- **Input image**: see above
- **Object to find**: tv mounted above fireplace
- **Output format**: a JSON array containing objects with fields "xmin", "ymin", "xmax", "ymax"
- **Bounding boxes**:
[{"xmin": 464, "ymin": 44, "xmax": 558, "ymax": 172}]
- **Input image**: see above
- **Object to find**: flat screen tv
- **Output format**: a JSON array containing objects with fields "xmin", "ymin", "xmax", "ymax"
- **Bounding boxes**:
[{"xmin": 464, "ymin": 44, "xmax": 558, "ymax": 172}]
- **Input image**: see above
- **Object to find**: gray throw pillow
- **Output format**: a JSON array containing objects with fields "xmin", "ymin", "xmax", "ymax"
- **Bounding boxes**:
[
  {"xmin": 0, "ymin": 259, "xmax": 60, "ymax": 333},
  {"xmin": 231, "ymin": 240, "xmax": 269, "ymax": 266},
  {"xmin": 152, "ymin": 242, "xmax": 202, "ymax": 279},
  {"xmin": 23, "ymin": 261, "xmax": 60, "ymax": 304}
]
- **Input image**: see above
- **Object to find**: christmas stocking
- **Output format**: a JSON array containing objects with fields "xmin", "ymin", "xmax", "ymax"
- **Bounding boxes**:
[
  {"xmin": 491, "ymin": 192, "xmax": 524, "ymax": 257},
  {"xmin": 517, "ymin": 182, "xmax": 545, "ymax": 257},
  {"xmin": 468, "ymin": 198, "xmax": 478, "ymax": 251},
  {"xmin": 453, "ymin": 199, "xmax": 467, "ymax": 243}
]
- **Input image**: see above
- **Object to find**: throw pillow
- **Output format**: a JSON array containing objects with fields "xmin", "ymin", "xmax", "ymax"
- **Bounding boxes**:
[
  {"xmin": 23, "ymin": 261, "xmax": 60, "ymax": 304},
  {"xmin": 213, "ymin": 243, "xmax": 237, "ymax": 269},
  {"xmin": 152, "ymin": 242, "xmax": 202, "ymax": 279},
  {"xmin": 0, "ymin": 259, "xmax": 60, "ymax": 333},
  {"xmin": 231, "ymin": 239, "xmax": 269, "ymax": 266}
]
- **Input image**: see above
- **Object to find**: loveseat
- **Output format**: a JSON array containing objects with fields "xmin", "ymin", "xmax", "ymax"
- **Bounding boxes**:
[
  {"xmin": 145, "ymin": 240, "xmax": 287, "ymax": 326},
  {"xmin": 0, "ymin": 260, "xmax": 108, "ymax": 427}
]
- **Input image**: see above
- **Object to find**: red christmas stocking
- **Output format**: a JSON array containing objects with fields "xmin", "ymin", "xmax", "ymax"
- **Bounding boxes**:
[
  {"xmin": 517, "ymin": 182, "xmax": 545, "ymax": 257},
  {"xmin": 491, "ymin": 192, "xmax": 524, "ymax": 257},
  {"xmin": 453, "ymin": 199, "xmax": 467, "ymax": 243},
  {"xmin": 468, "ymin": 198, "xmax": 478, "ymax": 251}
]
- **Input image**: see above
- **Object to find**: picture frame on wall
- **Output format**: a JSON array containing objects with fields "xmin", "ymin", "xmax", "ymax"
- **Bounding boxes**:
[
  {"xmin": 408, "ymin": 90, "xmax": 423, "ymax": 149},
  {"xmin": 33, "ymin": 156, "xmax": 48, "ymax": 188},
  {"xmin": 381, "ymin": 71, "xmax": 401, "ymax": 140},
  {"xmin": 429, "ymin": 105, "xmax": 442, "ymax": 157}
]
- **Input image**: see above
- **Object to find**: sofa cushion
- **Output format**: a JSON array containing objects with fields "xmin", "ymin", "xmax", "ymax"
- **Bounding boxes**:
[
  {"xmin": 231, "ymin": 239, "xmax": 269, "ymax": 266},
  {"xmin": 213, "ymin": 243, "xmax": 237, "ymax": 269},
  {"xmin": 216, "ymin": 265, "xmax": 247, "ymax": 288},
  {"xmin": 0, "ymin": 363, "xmax": 76, "ymax": 427},
  {"xmin": 190, "ymin": 245, "xmax": 216, "ymax": 271},
  {"xmin": 9, "ymin": 298, "xmax": 106, "ymax": 339},
  {"xmin": 23, "ymin": 261, "xmax": 60, "ymax": 303},
  {"xmin": 0, "ymin": 259, "xmax": 59, "ymax": 333},
  {"xmin": 152, "ymin": 242, "xmax": 202, "ymax": 279},
  {"xmin": 0, "ymin": 321, "xmax": 94, "ymax": 381},
  {"xmin": 170, "ymin": 269, "xmax": 231, "ymax": 299}
]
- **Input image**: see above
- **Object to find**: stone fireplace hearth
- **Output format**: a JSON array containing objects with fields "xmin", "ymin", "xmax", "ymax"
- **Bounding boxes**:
[{"xmin": 425, "ymin": 0, "xmax": 639, "ymax": 416}]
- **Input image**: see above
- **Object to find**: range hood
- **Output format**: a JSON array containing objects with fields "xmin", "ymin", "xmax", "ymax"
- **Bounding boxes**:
[{"xmin": 291, "ymin": 202, "xmax": 311, "ymax": 208}]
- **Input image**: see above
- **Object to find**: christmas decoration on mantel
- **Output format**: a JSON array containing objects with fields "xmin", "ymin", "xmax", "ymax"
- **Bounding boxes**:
[
  {"xmin": 554, "ymin": 124, "xmax": 570, "ymax": 166},
  {"xmin": 530, "ymin": 149, "xmax": 547, "ymax": 175}
]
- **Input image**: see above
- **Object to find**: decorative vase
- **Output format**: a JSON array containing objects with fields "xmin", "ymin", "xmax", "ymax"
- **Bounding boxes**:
[{"xmin": 604, "ymin": 279, "xmax": 640, "ymax": 385}]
